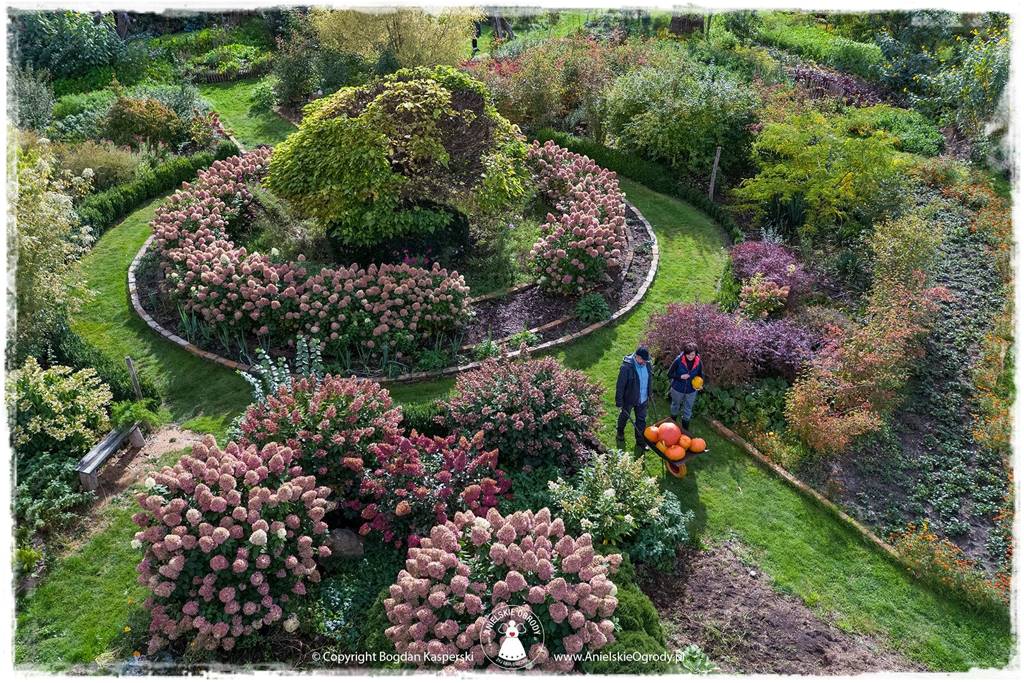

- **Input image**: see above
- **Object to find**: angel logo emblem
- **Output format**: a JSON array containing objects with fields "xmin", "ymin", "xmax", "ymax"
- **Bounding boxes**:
[{"xmin": 481, "ymin": 605, "xmax": 545, "ymax": 670}]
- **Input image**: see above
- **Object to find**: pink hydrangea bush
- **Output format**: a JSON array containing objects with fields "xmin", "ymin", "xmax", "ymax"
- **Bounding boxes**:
[
  {"xmin": 237, "ymin": 375, "xmax": 402, "ymax": 497},
  {"xmin": 359, "ymin": 431, "xmax": 511, "ymax": 548},
  {"xmin": 151, "ymin": 150, "xmax": 472, "ymax": 362},
  {"xmin": 441, "ymin": 355, "xmax": 604, "ymax": 467},
  {"xmin": 132, "ymin": 437, "xmax": 332, "ymax": 654},
  {"xmin": 383, "ymin": 507, "xmax": 622, "ymax": 671},
  {"xmin": 528, "ymin": 141, "xmax": 627, "ymax": 295}
]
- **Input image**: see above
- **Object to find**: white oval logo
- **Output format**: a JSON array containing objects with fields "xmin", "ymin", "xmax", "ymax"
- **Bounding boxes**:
[{"xmin": 480, "ymin": 604, "xmax": 546, "ymax": 670}]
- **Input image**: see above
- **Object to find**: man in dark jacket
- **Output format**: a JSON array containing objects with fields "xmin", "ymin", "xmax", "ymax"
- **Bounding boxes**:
[
  {"xmin": 668, "ymin": 341, "xmax": 703, "ymax": 431},
  {"xmin": 615, "ymin": 346, "xmax": 653, "ymax": 447}
]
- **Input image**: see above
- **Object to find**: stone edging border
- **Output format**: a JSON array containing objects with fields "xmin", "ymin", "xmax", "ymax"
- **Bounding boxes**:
[
  {"xmin": 129, "ymin": 202, "xmax": 659, "ymax": 380},
  {"xmin": 706, "ymin": 417, "xmax": 911, "ymax": 571}
]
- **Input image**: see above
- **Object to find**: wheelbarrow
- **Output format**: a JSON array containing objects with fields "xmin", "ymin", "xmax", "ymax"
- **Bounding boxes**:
[{"xmin": 624, "ymin": 401, "xmax": 708, "ymax": 479}]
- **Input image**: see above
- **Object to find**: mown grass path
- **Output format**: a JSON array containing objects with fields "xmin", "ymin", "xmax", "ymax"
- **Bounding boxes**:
[
  {"xmin": 22, "ymin": 144, "xmax": 1011, "ymax": 670},
  {"xmin": 198, "ymin": 79, "xmax": 296, "ymax": 149}
]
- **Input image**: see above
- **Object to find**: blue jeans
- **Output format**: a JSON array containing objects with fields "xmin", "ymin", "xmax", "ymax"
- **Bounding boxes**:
[{"xmin": 670, "ymin": 388, "xmax": 697, "ymax": 420}]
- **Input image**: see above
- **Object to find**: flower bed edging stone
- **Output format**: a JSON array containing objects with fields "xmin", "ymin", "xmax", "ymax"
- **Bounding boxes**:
[
  {"xmin": 127, "ymin": 202, "xmax": 659, "ymax": 382},
  {"xmin": 706, "ymin": 417, "xmax": 912, "ymax": 571}
]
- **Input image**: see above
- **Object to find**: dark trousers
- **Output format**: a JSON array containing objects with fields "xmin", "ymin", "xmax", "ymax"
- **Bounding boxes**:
[{"xmin": 616, "ymin": 400, "xmax": 648, "ymax": 441}]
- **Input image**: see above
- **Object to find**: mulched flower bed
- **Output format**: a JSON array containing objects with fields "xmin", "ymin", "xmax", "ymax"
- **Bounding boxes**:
[
  {"xmin": 135, "ymin": 203, "xmax": 654, "ymax": 371},
  {"xmin": 640, "ymin": 542, "xmax": 922, "ymax": 674},
  {"xmin": 465, "ymin": 204, "xmax": 653, "ymax": 344}
]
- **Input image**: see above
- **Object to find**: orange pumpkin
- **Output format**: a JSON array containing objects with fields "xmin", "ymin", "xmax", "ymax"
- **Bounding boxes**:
[
  {"xmin": 666, "ymin": 444, "xmax": 686, "ymax": 461},
  {"xmin": 658, "ymin": 422, "xmax": 682, "ymax": 447},
  {"xmin": 676, "ymin": 434, "xmax": 692, "ymax": 450},
  {"xmin": 643, "ymin": 425, "xmax": 660, "ymax": 442},
  {"xmin": 689, "ymin": 437, "xmax": 706, "ymax": 453}
]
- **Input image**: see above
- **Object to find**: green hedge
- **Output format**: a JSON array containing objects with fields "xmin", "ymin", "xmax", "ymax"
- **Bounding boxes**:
[
  {"xmin": 43, "ymin": 319, "xmax": 159, "ymax": 403},
  {"xmin": 77, "ymin": 139, "xmax": 239, "ymax": 237},
  {"xmin": 534, "ymin": 128, "xmax": 745, "ymax": 244}
]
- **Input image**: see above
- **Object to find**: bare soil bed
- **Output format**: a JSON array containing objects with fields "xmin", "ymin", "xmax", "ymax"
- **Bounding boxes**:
[{"xmin": 639, "ymin": 542, "xmax": 922, "ymax": 674}]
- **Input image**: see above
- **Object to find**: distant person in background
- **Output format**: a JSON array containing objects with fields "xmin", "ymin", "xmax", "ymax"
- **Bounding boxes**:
[
  {"xmin": 615, "ymin": 345, "xmax": 653, "ymax": 449},
  {"xmin": 668, "ymin": 341, "xmax": 703, "ymax": 431}
]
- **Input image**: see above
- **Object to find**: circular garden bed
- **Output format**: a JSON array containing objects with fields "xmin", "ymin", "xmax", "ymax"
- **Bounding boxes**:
[{"xmin": 129, "ymin": 68, "xmax": 657, "ymax": 379}]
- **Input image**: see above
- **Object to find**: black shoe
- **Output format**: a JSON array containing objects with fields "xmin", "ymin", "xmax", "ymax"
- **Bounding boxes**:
[
  {"xmin": 615, "ymin": 433, "xmax": 626, "ymax": 447},
  {"xmin": 670, "ymin": 414, "xmax": 679, "ymax": 425},
  {"xmin": 682, "ymin": 419, "xmax": 690, "ymax": 431}
]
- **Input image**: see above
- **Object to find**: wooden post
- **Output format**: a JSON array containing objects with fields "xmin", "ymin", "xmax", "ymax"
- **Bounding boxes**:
[
  {"xmin": 708, "ymin": 145, "xmax": 722, "ymax": 200},
  {"xmin": 125, "ymin": 356, "xmax": 143, "ymax": 400}
]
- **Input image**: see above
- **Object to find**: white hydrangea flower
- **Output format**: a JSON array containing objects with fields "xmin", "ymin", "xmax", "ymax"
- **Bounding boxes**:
[
  {"xmin": 276, "ymin": 527, "xmax": 287, "ymax": 540},
  {"xmin": 249, "ymin": 529, "xmax": 268, "ymax": 546},
  {"xmin": 623, "ymin": 514, "xmax": 634, "ymax": 526},
  {"xmin": 131, "ymin": 538, "xmax": 143, "ymax": 550},
  {"xmin": 580, "ymin": 518, "xmax": 593, "ymax": 530},
  {"xmin": 144, "ymin": 477, "xmax": 156, "ymax": 489},
  {"xmin": 283, "ymin": 615, "xmax": 300, "ymax": 633},
  {"xmin": 602, "ymin": 487, "xmax": 616, "ymax": 498},
  {"xmin": 81, "ymin": 167, "xmax": 95, "ymax": 179}
]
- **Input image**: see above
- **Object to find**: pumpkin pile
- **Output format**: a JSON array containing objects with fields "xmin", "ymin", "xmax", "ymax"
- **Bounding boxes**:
[{"xmin": 643, "ymin": 422, "xmax": 707, "ymax": 463}]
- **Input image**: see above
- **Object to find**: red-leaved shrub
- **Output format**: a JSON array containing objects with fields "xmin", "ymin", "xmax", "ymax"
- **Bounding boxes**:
[
  {"xmin": 359, "ymin": 431, "xmax": 511, "ymax": 548},
  {"xmin": 133, "ymin": 438, "xmax": 331, "ymax": 653},
  {"xmin": 383, "ymin": 507, "xmax": 621, "ymax": 671}
]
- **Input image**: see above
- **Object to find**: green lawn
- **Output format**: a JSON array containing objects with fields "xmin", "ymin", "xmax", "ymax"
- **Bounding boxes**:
[
  {"xmin": 391, "ymin": 178, "xmax": 1013, "ymax": 670},
  {"xmin": 15, "ymin": 452, "xmax": 186, "ymax": 669},
  {"xmin": 199, "ymin": 79, "xmax": 296, "ymax": 149},
  {"xmin": 25, "ymin": 165, "xmax": 1012, "ymax": 670},
  {"xmin": 71, "ymin": 197, "xmax": 249, "ymax": 438}
]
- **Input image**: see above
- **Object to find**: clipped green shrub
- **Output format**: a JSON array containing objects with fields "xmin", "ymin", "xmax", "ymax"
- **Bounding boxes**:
[
  {"xmin": 615, "ymin": 583, "xmax": 666, "ymax": 643},
  {"xmin": 76, "ymin": 140, "xmax": 238, "ymax": 235},
  {"xmin": 267, "ymin": 65, "xmax": 531, "ymax": 247},
  {"xmin": 581, "ymin": 631, "xmax": 672, "ymax": 674},
  {"xmin": 51, "ymin": 88, "xmax": 116, "ymax": 120},
  {"xmin": 43, "ymin": 318, "xmax": 159, "ymax": 402}
]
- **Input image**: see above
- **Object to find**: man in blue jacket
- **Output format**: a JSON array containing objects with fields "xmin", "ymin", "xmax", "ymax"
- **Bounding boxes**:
[
  {"xmin": 668, "ymin": 341, "xmax": 703, "ymax": 431},
  {"xmin": 615, "ymin": 346, "xmax": 653, "ymax": 448}
]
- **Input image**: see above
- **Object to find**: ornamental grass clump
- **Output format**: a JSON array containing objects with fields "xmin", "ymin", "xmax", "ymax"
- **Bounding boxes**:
[
  {"xmin": 528, "ymin": 141, "xmax": 627, "ymax": 295},
  {"xmin": 132, "ymin": 437, "xmax": 332, "ymax": 654},
  {"xmin": 237, "ymin": 375, "xmax": 402, "ymax": 497},
  {"xmin": 441, "ymin": 355, "xmax": 604, "ymax": 468},
  {"xmin": 152, "ymin": 150, "xmax": 472, "ymax": 364},
  {"xmin": 359, "ymin": 430, "xmax": 511, "ymax": 548},
  {"xmin": 383, "ymin": 507, "xmax": 621, "ymax": 671}
]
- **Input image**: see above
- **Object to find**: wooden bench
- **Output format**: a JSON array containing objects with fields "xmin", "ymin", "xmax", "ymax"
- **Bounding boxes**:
[{"xmin": 76, "ymin": 425, "xmax": 132, "ymax": 491}]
